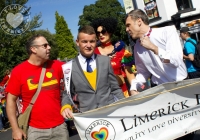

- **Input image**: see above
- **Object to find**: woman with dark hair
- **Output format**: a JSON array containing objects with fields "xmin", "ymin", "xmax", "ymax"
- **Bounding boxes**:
[{"xmin": 91, "ymin": 18, "xmax": 136, "ymax": 97}]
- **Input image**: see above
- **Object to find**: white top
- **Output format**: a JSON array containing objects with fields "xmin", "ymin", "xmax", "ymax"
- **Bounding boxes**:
[
  {"xmin": 78, "ymin": 54, "xmax": 96, "ymax": 71},
  {"xmin": 130, "ymin": 25, "xmax": 187, "ymax": 91}
]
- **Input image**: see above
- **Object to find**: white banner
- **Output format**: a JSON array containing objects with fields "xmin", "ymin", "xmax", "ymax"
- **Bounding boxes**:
[{"xmin": 73, "ymin": 78, "xmax": 200, "ymax": 140}]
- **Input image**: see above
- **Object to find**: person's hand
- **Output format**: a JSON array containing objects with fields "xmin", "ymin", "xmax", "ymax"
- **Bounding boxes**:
[
  {"xmin": 12, "ymin": 127, "xmax": 26, "ymax": 140},
  {"xmin": 62, "ymin": 108, "xmax": 74, "ymax": 119},
  {"xmin": 130, "ymin": 90, "xmax": 139, "ymax": 96},
  {"xmin": 140, "ymin": 36, "xmax": 158, "ymax": 54}
]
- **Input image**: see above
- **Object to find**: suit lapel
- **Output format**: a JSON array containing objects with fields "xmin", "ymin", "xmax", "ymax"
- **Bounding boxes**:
[{"xmin": 73, "ymin": 56, "xmax": 94, "ymax": 91}]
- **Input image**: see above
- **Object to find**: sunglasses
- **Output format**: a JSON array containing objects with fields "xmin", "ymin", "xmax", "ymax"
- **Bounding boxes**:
[
  {"xmin": 33, "ymin": 43, "xmax": 50, "ymax": 49},
  {"xmin": 97, "ymin": 29, "xmax": 107, "ymax": 36}
]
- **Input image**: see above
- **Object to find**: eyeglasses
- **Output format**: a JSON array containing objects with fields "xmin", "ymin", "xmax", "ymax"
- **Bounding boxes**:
[
  {"xmin": 33, "ymin": 43, "xmax": 50, "ymax": 49},
  {"xmin": 97, "ymin": 29, "xmax": 107, "ymax": 36}
]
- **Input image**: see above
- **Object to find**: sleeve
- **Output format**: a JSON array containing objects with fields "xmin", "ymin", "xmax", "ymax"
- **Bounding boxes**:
[
  {"xmin": 108, "ymin": 57, "xmax": 125, "ymax": 100},
  {"xmin": 130, "ymin": 45, "xmax": 151, "ymax": 91},
  {"xmin": 157, "ymin": 26, "xmax": 183, "ymax": 67},
  {"xmin": 61, "ymin": 77, "xmax": 75, "ymax": 112},
  {"xmin": 58, "ymin": 60, "xmax": 65, "ymax": 79},
  {"xmin": 121, "ymin": 50, "xmax": 135, "ymax": 67},
  {"xmin": 185, "ymin": 42, "xmax": 195, "ymax": 55},
  {"xmin": 5, "ymin": 67, "xmax": 21, "ymax": 96},
  {"xmin": 61, "ymin": 61, "xmax": 74, "ymax": 112},
  {"xmin": 61, "ymin": 91, "xmax": 72, "ymax": 112}
]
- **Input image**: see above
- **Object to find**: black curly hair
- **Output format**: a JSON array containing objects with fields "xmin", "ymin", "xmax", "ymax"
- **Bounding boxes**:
[{"xmin": 91, "ymin": 17, "xmax": 118, "ymax": 35}]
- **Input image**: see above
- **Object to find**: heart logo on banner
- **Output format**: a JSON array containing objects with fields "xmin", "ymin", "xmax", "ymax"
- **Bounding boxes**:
[
  {"xmin": 6, "ymin": 13, "xmax": 23, "ymax": 28},
  {"xmin": 91, "ymin": 127, "xmax": 108, "ymax": 140}
]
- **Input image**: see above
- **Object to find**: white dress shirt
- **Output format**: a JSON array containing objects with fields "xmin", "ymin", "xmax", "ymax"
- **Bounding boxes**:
[
  {"xmin": 130, "ymin": 25, "xmax": 187, "ymax": 91},
  {"xmin": 78, "ymin": 54, "xmax": 96, "ymax": 71}
]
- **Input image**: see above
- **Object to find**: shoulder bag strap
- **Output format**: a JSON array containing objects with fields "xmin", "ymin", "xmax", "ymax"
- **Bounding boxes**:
[
  {"xmin": 186, "ymin": 39, "xmax": 196, "ymax": 47},
  {"xmin": 30, "ymin": 62, "xmax": 47, "ymax": 105},
  {"xmin": 186, "ymin": 39, "xmax": 197, "ymax": 55}
]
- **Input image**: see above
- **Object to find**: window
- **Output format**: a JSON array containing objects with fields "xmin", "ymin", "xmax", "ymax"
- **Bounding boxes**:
[
  {"xmin": 143, "ymin": 0, "xmax": 160, "ymax": 20},
  {"xmin": 176, "ymin": 0, "xmax": 193, "ymax": 11}
]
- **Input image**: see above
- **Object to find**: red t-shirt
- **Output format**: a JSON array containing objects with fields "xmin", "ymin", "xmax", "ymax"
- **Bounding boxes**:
[{"xmin": 6, "ymin": 60, "xmax": 65, "ymax": 128}]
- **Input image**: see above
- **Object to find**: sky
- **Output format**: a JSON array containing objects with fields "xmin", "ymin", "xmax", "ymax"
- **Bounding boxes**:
[{"xmin": 26, "ymin": 0, "xmax": 125, "ymax": 39}]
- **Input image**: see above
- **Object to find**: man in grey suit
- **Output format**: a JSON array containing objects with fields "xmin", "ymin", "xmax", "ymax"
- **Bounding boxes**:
[{"xmin": 61, "ymin": 25, "xmax": 124, "ymax": 119}]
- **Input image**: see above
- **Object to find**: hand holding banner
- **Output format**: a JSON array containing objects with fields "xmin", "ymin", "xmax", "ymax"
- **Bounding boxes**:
[{"xmin": 73, "ymin": 78, "xmax": 200, "ymax": 140}]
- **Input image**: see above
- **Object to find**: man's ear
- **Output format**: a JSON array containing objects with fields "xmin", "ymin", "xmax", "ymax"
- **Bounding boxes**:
[
  {"xmin": 30, "ymin": 46, "xmax": 36, "ymax": 54},
  {"xmin": 76, "ymin": 39, "xmax": 79, "ymax": 47},
  {"xmin": 137, "ymin": 18, "xmax": 142, "ymax": 27}
]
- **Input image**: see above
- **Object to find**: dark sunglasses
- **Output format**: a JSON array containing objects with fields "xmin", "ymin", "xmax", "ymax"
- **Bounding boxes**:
[
  {"xmin": 33, "ymin": 43, "xmax": 50, "ymax": 49},
  {"xmin": 97, "ymin": 29, "xmax": 107, "ymax": 36}
]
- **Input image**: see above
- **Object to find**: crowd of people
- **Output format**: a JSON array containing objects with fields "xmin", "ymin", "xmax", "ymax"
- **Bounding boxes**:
[
  {"xmin": 0, "ymin": 69, "xmax": 10, "ymax": 132},
  {"xmin": 0, "ymin": 9, "xmax": 199, "ymax": 140}
]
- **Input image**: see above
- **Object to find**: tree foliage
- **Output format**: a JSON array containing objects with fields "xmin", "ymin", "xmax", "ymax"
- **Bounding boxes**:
[
  {"xmin": 54, "ymin": 11, "xmax": 78, "ymax": 60},
  {"xmin": 0, "ymin": 0, "xmax": 43, "ymax": 80},
  {"xmin": 0, "ymin": 0, "xmax": 27, "ymax": 10},
  {"xmin": 78, "ymin": 0, "xmax": 128, "ymax": 44}
]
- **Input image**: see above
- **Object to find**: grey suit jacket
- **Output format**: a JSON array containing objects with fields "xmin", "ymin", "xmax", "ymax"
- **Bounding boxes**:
[{"xmin": 62, "ymin": 54, "xmax": 124, "ymax": 112}]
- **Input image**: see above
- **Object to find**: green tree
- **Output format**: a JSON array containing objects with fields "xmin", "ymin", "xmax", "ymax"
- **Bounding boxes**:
[
  {"xmin": 54, "ymin": 11, "xmax": 78, "ymax": 60},
  {"xmin": 0, "ymin": 0, "xmax": 42, "ymax": 80},
  {"xmin": 78, "ymin": 0, "xmax": 128, "ymax": 44},
  {"xmin": 0, "ymin": 0, "xmax": 27, "ymax": 10}
]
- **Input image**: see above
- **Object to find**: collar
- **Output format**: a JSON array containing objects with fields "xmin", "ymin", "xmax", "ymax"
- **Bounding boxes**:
[
  {"xmin": 101, "ymin": 42, "xmax": 112, "ymax": 47},
  {"xmin": 138, "ymin": 27, "xmax": 152, "ymax": 43},
  {"xmin": 144, "ymin": 27, "xmax": 152, "ymax": 37},
  {"xmin": 185, "ymin": 37, "xmax": 191, "ymax": 41},
  {"xmin": 78, "ymin": 53, "xmax": 95, "ymax": 64}
]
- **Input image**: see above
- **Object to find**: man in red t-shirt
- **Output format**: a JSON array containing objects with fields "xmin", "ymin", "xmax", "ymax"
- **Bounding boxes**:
[{"xmin": 6, "ymin": 35, "xmax": 69, "ymax": 140}]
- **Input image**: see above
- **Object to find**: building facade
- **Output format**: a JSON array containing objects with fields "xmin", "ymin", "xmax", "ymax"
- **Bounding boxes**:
[{"xmin": 123, "ymin": 0, "xmax": 200, "ymax": 41}]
